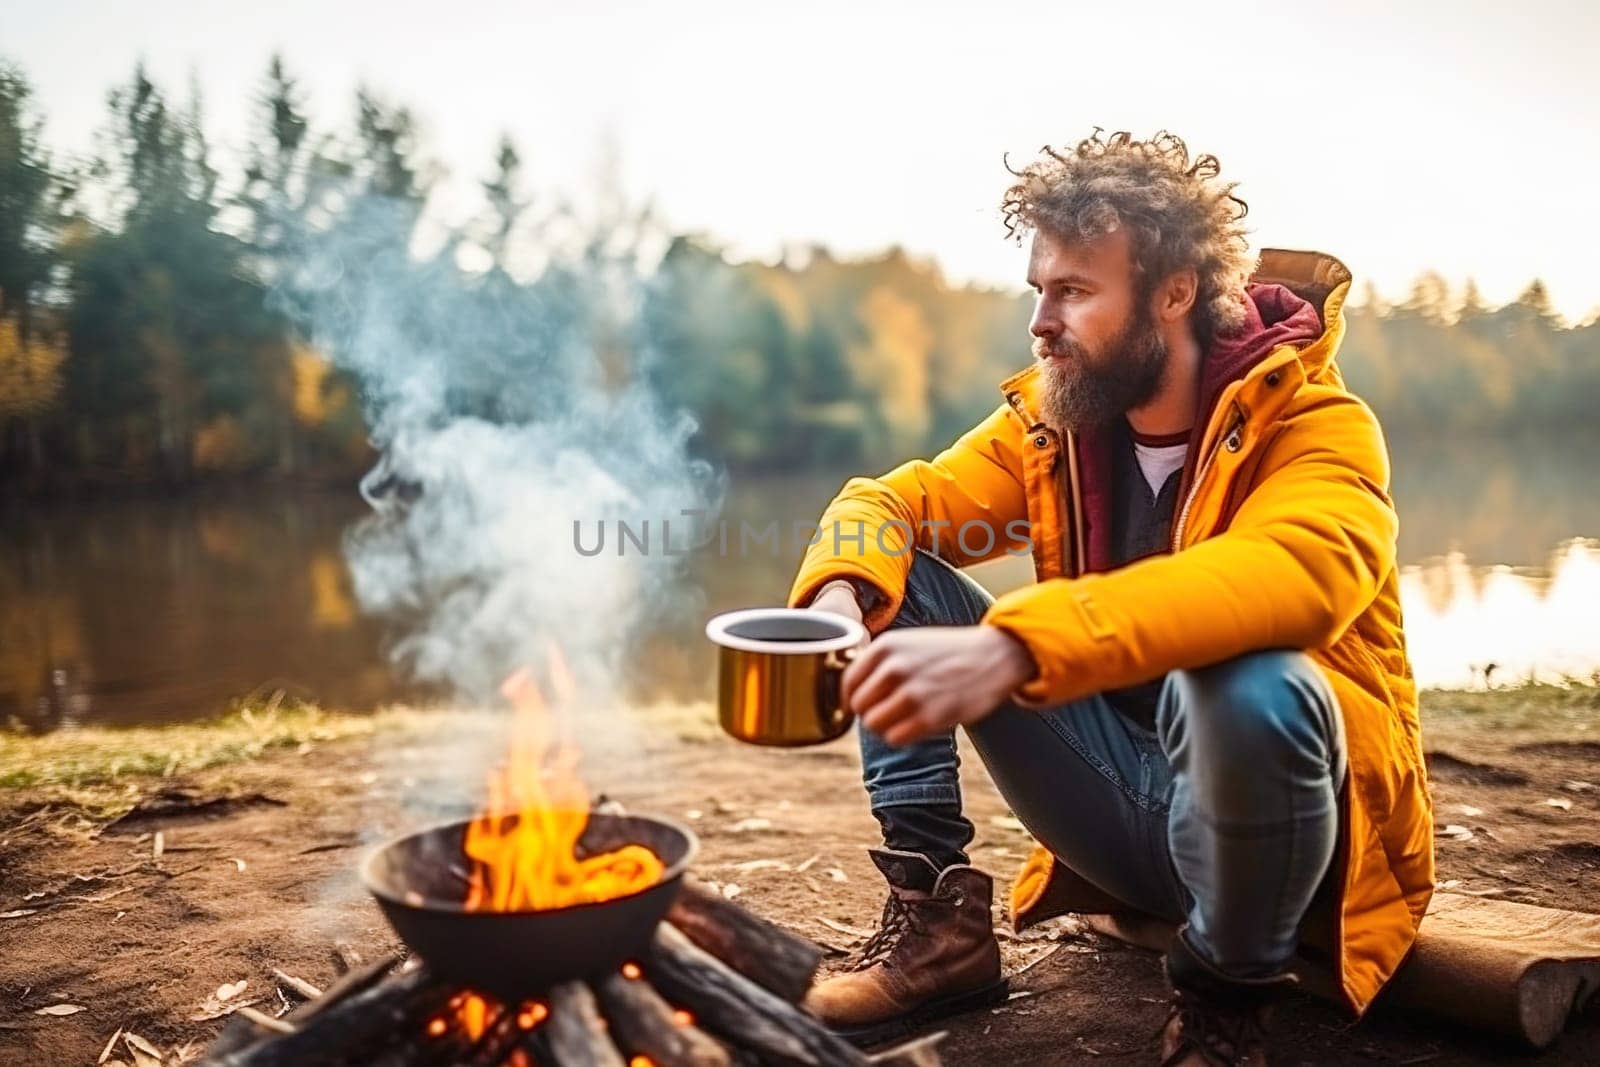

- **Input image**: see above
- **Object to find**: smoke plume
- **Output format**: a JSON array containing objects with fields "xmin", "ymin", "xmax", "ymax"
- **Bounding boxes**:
[{"xmin": 275, "ymin": 195, "xmax": 721, "ymax": 709}]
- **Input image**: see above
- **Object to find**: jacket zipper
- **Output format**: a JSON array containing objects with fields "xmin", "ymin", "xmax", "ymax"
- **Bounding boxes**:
[
  {"xmin": 1063, "ymin": 430, "xmax": 1086, "ymax": 577},
  {"xmin": 1171, "ymin": 408, "xmax": 1244, "ymax": 552}
]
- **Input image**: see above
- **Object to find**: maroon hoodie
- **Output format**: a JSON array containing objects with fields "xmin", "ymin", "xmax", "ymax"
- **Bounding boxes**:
[{"xmin": 1075, "ymin": 283, "xmax": 1326, "ymax": 573}]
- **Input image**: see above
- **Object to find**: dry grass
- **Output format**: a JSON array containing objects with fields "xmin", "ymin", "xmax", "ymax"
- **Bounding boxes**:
[
  {"xmin": 1421, "ymin": 683, "xmax": 1600, "ymax": 733},
  {"xmin": 0, "ymin": 699, "xmax": 454, "ymax": 819}
]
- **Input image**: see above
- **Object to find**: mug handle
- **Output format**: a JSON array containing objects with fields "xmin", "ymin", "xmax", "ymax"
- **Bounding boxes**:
[{"xmin": 818, "ymin": 644, "xmax": 861, "ymax": 722}]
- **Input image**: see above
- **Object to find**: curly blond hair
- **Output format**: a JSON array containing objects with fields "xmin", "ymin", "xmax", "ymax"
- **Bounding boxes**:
[{"xmin": 1001, "ymin": 130, "xmax": 1255, "ymax": 341}]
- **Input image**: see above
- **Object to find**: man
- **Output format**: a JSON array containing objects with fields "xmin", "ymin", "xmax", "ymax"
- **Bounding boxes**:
[{"xmin": 788, "ymin": 131, "xmax": 1433, "ymax": 1066}]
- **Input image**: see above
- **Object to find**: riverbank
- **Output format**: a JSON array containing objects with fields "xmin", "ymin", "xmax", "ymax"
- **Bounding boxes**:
[{"xmin": 1, "ymin": 688, "xmax": 1597, "ymax": 1064}]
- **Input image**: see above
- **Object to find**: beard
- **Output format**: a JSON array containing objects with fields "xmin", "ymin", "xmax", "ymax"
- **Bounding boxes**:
[{"xmin": 1034, "ymin": 306, "xmax": 1169, "ymax": 433}]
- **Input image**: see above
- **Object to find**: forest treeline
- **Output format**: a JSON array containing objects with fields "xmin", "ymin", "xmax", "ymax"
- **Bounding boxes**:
[{"xmin": 1, "ymin": 55, "xmax": 1596, "ymax": 493}]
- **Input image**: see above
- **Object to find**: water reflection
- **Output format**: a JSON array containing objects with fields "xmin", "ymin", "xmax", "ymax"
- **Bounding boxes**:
[
  {"xmin": 1401, "ymin": 540, "xmax": 1600, "ymax": 689},
  {"xmin": 0, "ymin": 491, "xmax": 422, "ymax": 729},
  {"xmin": 2, "ymin": 443, "xmax": 1598, "ymax": 726}
]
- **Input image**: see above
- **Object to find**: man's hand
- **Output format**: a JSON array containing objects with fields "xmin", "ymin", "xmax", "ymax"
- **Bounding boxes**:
[
  {"xmin": 842, "ymin": 625, "xmax": 1036, "ymax": 746},
  {"xmin": 808, "ymin": 579, "xmax": 865, "ymax": 627}
]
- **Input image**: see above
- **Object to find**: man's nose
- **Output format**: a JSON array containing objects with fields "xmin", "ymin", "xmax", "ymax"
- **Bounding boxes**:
[{"xmin": 1029, "ymin": 301, "xmax": 1058, "ymax": 340}]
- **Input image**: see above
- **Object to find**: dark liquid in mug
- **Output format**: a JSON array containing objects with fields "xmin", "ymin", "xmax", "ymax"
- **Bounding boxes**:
[{"xmin": 723, "ymin": 616, "xmax": 849, "ymax": 644}]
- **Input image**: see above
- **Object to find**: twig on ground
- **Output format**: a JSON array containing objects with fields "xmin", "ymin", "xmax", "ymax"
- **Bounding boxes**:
[
  {"xmin": 235, "ymin": 1006, "xmax": 295, "ymax": 1034},
  {"xmin": 272, "ymin": 969, "xmax": 323, "ymax": 1000}
]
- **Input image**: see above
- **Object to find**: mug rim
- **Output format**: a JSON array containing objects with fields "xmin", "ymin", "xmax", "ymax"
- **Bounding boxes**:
[{"xmin": 705, "ymin": 607, "xmax": 866, "ymax": 654}]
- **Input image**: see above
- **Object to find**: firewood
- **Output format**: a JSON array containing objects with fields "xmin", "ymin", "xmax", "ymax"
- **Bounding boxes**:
[
  {"xmin": 647, "ymin": 923, "xmax": 868, "ymax": 1067},
  {"xmin": 544, "ymin": 982, "xmax": 628, "ymax": 1066},
  {"xmin": 205, "ymin": 955, "xmax": 400, "ymax": 1060},
  {"xmin": 209, "ymin": 962, "xmax": 450, "ymax": 1067},
  {"xmin": 594, "ymin": 970, "xmax": 732, "ymax": 1066},
  {"xmin": 667, "ymin": 876, "xmax": 824, "ymax": 1002}
]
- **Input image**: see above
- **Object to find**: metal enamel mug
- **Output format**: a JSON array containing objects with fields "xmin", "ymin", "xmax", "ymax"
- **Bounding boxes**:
[{"xmin": 705, "ymin": 607, "xmax": 866, "ymax": 746}]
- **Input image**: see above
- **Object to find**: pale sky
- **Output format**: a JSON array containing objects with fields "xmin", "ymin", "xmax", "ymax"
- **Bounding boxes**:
[{"xmin": 9, "ymin": 0, "xmax": 1600, "ymax": 319}]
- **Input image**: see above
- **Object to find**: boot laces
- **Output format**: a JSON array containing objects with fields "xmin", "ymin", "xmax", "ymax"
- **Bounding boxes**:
[{"xmin": 849, "ymin": 891, "xmax": 928, "ymax": 971}]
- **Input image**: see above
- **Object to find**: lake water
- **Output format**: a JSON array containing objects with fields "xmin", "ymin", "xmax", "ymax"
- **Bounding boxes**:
[{"xmin": 4, "ymin": 435, "xmax": 1598, "ymax": 727}]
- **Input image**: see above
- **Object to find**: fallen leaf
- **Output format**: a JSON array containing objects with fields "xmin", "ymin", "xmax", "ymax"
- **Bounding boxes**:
[
  {"xmin": 1562, "ymin": 780, "xmax": 1594, "ymax": 793},
  {"xmin": 229, "ymin": 858, "xmax": 246, "ymax": 873},
  {"xmin": 720, "ymin": 883, "xmax": 743, "ymax": 899},
  {"xmin": 795, "ymin": 854, "xmax": 821, "ymax": 873},
  {"xmin": 125, "ymin": 1031, "xmax": 162, "ymax": 1067},
  {"xmin": 1454, "ymin": 804, "xmax": 1484, "ymax": 817},
  {"xmin": 100, "ymin": 1026, "xmax": 125, "ymax": 1064},
  {"xmin": 1, "ymin": 909, "xmax": 38, "ymax": 919},
  {"xmin": 1436, "ymin": 824, "xmax": 1475, "ymax": 841},
  {"xmin": 216, "ymin": 980, "xmax": 248, "ymax": 1002},
  {"xmin": 35, "ymin": 1004, "xmax": 86, "ymax": 1016},
  {"xmin": 728, "ymin": 859, "xmax": 788, "ymax": 873},
  {"xmin": 152, "ymin": 832, "xmax": 164, "ymax": 861},
  {"xmin": 1544, "ymin": 797, "xmax": 1574, "ymax": 811},
  {"xmin": 727, "ymin": 818, "xmax": 772, "ymax": 833},
  {"xmin": 188, "ymin": 995, "xmax": 265, "ymax": 1022},
  {"xmin": 683, "ymin": 809, "xmax": 703, "ymax": 820},
  {"xmin": 824, "ymin": 867, "xmax": 848, "ymax": 883},
  {"xmin": 989, "ymin": 815, "xmax": 1026, "ymax": 833},
  {"xmin": 125, "ymin": 1032, "xmax": 162, "ymax": 1058}
]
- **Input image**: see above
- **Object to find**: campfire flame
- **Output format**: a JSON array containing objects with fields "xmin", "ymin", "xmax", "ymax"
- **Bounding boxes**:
[
  {"xmin": 437, "ymin": 650, "xmax": 665, "ymax": 1045},
  {"xmin": 462, "ymin": 655, "xmax": 664, "ymax": 911}
]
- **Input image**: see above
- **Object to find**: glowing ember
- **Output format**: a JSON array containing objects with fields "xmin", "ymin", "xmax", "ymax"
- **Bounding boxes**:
[
  {"xmin": 459, "ymin": 993, "xmax": 490, "ymax": 1040},
  {"xmin": 517, "ymin": 1003, "xmax": 548, "ymax": 1030},
  {"xmin": 621, "ymin": 962, "xmax": 642, "ymax": 980},
  {"xmin": 461, "ymin": 655, "xmax": 664, "ymax": 912},
  {"xmin": 672, "ymin": 1009, "xmax": 695, "ymax": 1028}
]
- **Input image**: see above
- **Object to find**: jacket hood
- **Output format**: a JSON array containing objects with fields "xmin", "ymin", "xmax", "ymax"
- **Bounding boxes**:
[{"xmin": 998, "ymin": 248, "xmax": 1353, "ymax": 574}]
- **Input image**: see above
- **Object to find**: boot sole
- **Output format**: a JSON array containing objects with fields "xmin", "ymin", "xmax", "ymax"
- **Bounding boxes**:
[{"xmin": 829, "ymin": 975, "xmax": 1012, "ymax": 1048}]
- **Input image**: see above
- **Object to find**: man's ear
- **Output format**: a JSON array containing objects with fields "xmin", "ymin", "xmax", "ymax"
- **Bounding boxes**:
[{"xmin": 1152, "ymin": 268, "xmax": 1199, "ymax": 324}]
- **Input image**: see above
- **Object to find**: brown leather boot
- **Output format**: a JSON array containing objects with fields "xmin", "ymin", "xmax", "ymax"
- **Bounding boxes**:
[
  {"xmin": 804, "ymin": 848, "xmax": 1007, "ymax": 1045},
  {"xmin": 1159, "ymin": 932, "xmax": 1296, "ymax": 1066}
]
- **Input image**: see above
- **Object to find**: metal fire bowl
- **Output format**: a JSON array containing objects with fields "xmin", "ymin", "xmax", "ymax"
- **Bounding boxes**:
[{"xmin": 361, "ymin": 812, "xmax": 697, "ymax": 999}]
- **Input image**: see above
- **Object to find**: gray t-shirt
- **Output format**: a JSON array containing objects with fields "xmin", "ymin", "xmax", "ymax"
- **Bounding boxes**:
[{"xmin": 1102, "ymin": 424, "xmax": 1186, "ymax": 730}]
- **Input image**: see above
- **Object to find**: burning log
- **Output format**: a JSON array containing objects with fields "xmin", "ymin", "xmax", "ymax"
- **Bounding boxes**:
[
  {"xmin": 543, "ymin": 982, "xmax": 628, "ymax": 1067},
  {"xmin": 458, "ymin": 1008, "xmax": 525, "ymax": 1067},
  {"xmin": 210, "ymin": 962, "xmax": 451, "ymax": 1067},
  {"xmin": 595, "ymin": 968, "xmax": 732, "ymax": 1067},
  {"xmin": 668, "ymin": 877, "xmax": 824, "ymax": 1003},
  {"xmin": 199, "ymin": 903, "xmax": 950, "ymax": 1067},
  {"xmin": 646, "ymin": 922, "xmax": 870, "ymax": 1067}
]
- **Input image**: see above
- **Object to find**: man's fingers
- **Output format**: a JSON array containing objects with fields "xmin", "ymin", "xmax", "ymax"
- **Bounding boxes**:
[
  {"xmin": 859, "ymin": 686, "xmax": 922, "ymax": 738},
  {"xmin": 845, "ymin": 651, "xmax": 913, "ymax": 717},
  {"xmin": 880, "ymin": 699, "xmax": 951, "ymax": 747},
  {"xmin": 840, "ymin": 635, "xmax": 895, "ymax": 712}
]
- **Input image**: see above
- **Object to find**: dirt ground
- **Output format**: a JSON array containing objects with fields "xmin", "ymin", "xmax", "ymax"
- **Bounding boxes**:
[{"xmin": 2, "ymin": 696, "xmax": 1598, "ymax": 1066}]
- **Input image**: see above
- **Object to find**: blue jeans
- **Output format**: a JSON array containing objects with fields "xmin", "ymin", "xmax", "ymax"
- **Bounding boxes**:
[{"xmin": 860, "ymin": 551, "xmax": 1347, "ymax": 979}]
